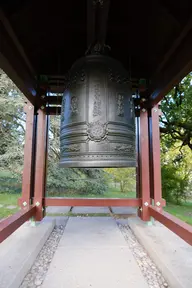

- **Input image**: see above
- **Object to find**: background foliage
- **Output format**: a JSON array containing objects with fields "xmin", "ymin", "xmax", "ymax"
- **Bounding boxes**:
[
  {"xmin": 0, "ymin": 69, "xmax": 192, "ymax": 204},
  {"xmin": 160, "ymin": 73, "xmax": 192, "ymax": 203}
]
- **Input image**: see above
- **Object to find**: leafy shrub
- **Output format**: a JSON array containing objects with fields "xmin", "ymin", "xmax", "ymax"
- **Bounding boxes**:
[{"xmin": 161, "ymin": 164, "xmax": 188, "ymax": 204}]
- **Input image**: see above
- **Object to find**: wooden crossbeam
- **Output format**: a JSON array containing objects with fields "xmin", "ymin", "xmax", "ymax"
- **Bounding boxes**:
[
  {"xmin": 44, "ymin": 197, "xmax": 141, "ymax": 207},
  {"xmin": 149, "ymin": 206, "xmax": 192, "ymax": 246},
  {"xmin": 0, "ymin": 206, "xmax": 36, "ymax": 243}
]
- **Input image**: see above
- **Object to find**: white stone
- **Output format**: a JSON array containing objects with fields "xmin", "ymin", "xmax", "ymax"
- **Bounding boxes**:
[{"xmin": 128, "ymin": 217, "xmax": 192, "ymax": 288}]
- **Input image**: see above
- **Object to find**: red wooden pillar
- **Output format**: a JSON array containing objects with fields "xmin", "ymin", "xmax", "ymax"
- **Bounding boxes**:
[
  {"xmin": 136, "ymin": 115, "xmax": 141, "ymax": 217},
  {"xmin": 20, "ymin": 103, "xmax": 34, "ymax": 208},
  {"xmin": 150, "ymin": 104, "xmax": 163, "ymax": 210},
  {"xmin": 139, "ymin": 108, "xmax": 151, "ymax": 221},
  {"xmin": 33, "ymin": 109, "xmax": 48, "ymax": 221}
]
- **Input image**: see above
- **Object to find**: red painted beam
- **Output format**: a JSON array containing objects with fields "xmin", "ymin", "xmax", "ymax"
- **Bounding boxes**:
[
  {"xmin": 0, "ymin": 206, "xmax": 36, "ymax": 243},
  {"xmin": 149, "ymin": 206, "xmax": 192, "ymax": 246},
  {"xmin": 34, "ymin": 110, "xmax": 48, "ymax": 221},
  {"xmin": 21, "ymin": 104, "xmax": 34, "ymax": 208},
  {"xmin": 139, "ymin": 109, "xmax": 151, "ymax": 221},
  {"xmin": 150, "ymin": 105, "xmax": 163, "ymax": 209},
  {"xmin": 44, "ymin": 197, "xmax": 141, "ymax": 207}
]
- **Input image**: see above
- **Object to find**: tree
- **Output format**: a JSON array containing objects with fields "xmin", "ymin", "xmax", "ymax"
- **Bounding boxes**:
[
  {"xmin": 160, "ymin": 73, "xmax": 192, "ymax": 151},
  {"xmin": 0, "ymin": 69, "xmax": 108, "ymax": 195},
  {"xmin": 47, "ymin": 116, "xmax": 108, "ymax": 196},
  {"xmin": 160, "ymin": 72, "xmax": 192, "ymax": 203},
  {"xmin": 0, "ymin": 69, "xmax": 25, "ymax": 177},
  {"xmin": 161, "ymin": 141, "xmax": 192, "ymax": 203},
  {"xmin": 104, "ymin": 168, "xmax": 136, "ymax": 193}
]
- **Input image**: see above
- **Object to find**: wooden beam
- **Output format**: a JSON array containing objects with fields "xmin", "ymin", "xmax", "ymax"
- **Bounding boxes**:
[
  {"xmin": 149, "ymin": 206, "xmax": 192, "ymax": 246},
  {"xmin": 150, "ymin": 105, "xmax": 162, "ymax": 208},
  {"xmin": 45, "ymin": 197, "xmax": 141, "ymax": 207},
  {"xmin": 155, "ymin": 18, "xmax": 192, "ymax": 75},
  {"xmin": 33, "ymin": 109, "xmax": 48, "ymax": 221},
  {"xmin": 139, "ymin": 109, "xmax": 151, "ymax": 221},
  {"xmin": 21, "ymin": 104, "xmax": 35, "ymax": 208},
  {"xmin": 44, "ymin": 96, "xmax": 62, "ymax": 105},
  {"xmin": 46, "ymin": 107, "xmax": 61, "ymax": 115},
  {"xmin": 0, "ymin": 206, "xmax": 36, "ymax": 243},
  {"xmin": 0, "ymin": 9, "xmax": 42, "ymax": 107},
  {"xmin": 136, "ymin": 115, "xmax": 141, "ymax": 217},
  {"xmin": 148, "ymin": 27, "xmax": 192, "ymax": 106}
]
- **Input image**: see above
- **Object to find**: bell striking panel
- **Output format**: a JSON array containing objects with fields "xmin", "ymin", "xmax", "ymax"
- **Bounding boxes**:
[{"xmin": 60, "ymin": 54, "xmax": 136, "ymax": 167}]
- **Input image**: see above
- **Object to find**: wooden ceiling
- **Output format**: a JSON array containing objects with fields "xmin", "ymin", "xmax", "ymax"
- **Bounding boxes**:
[{"xmin": 0, "ymin": 0, "xmax": 192, "ymax": 107}]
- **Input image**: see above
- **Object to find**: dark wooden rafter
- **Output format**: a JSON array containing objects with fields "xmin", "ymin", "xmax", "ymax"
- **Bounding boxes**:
[
  {"xmin": 146, "ymin": 18, "xmax": 192, "ymax": 106},
  {"xmin": 0, "ymin": 9, "xmax": 43, "ymax": 107}
]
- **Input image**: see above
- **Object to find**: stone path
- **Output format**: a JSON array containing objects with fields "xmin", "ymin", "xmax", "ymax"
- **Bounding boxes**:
[
  {"xmin": 111, "ymin": 206, "xmax": 137, "ymax": 215},
  {"xmin": 42, "ymin": 217, "xmax": 149, "ymax": 288},
  {"xmin": 46, "ymin": 206, "xmax": 71, "ymax": 214},
  {"xmin": 45, "ymin": 206, "xmax": 136, "ymax": 215},
  {"xmin": 71, "ymin": 206, "xmax": 110, "ymax": 214}
]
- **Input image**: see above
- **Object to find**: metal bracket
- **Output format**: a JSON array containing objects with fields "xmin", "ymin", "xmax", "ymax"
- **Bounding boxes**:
[{"xmin": 22, "ymin": 201, "xmax": 27, "ymax": 207}]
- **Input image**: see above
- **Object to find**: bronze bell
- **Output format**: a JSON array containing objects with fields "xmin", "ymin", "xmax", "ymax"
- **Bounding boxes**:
[{"xmin": 60, "ymin": 51, "xmax": 136, "ymax": 167}]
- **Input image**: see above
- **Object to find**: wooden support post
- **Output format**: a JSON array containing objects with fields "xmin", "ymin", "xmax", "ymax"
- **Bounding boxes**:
[
  {"xmin": 139, "ymin": 109, "xmax": 151, "ymax": 221},
  {"xmin": 136, "ymin": 115, "xmax": 141, "ymax": 217},
  {"xmin": 33, "ymin": 109, "xmax": 48, "ymax": 221},
  {"xmin": 20, "ymin": 103, "xmax": 34, "ymax": 208},
  {"xmin": 150, "ymin": 104, "xmax": 163, "ymax": 210}
]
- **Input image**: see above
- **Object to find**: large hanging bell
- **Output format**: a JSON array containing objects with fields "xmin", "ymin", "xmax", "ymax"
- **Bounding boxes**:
[{"xmin": 60, "ymin": 53, "xmax": 136, "ymax": 167}]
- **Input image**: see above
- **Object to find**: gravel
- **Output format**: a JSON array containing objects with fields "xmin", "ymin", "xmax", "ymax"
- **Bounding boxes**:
[
  {"xmin": 20, "ymin": 221, "xmax": 67, "ymax": 288},
  {"xmin": 19, "ymin": 217, "xmax": 170, "ymax": 288},
  {"xmin": 118, "ymin": 222, "xmax": 170, "ymax": 288}
]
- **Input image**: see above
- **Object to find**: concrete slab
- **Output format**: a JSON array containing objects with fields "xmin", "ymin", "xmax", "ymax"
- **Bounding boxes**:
[
  {"xmin": 0, "ymin": 218, "xmax": 55, "ymax": 288},
  {"xmin": 42, "ymin": 217, "xmax": 148, "ymax": 288},
  {"xmin": 71, "ymin": 206, "xmax": 110, "ymax": 214},
  {"xmin": 111, "ymin": 206, "xmax": 137, "ymax": 215},
  {"xmin": 46, "ymin": 206, "xmax": 71, "ymax": 214},
  {"xmin": 44, "ymin": 216, "xmax": 69, "ymax": 226},
  {"xmin": 59, "ymin": 217, "xmax": 126, "ymax": 247},
  {"xmin": 128, "ymin": 217, "xmax": 192, "ymax": 288}
]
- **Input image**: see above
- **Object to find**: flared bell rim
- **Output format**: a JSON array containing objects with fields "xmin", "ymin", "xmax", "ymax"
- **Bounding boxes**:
[{"xmin": 59, "ymin": 160, "xmax": 137, "ymax": 168}]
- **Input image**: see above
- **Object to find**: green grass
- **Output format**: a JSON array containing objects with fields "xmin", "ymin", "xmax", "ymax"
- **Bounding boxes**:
[
  {"xmin": 0, "ymin": 207, "xmax": 19, "ymax": 218},
  {"xmin": 0, "ymin": 193, "xmax": 20, "ymax": 219},
  {"xmin": 164, "ymin": 202, "xmax": 192, "ymax": 225},
  {"xmin": 47, "ymin": 188, "xmax": 136, "ymax": 198},
  {"xmin": 0, "ymin": 193, "xmax": 20, "ymax": 205}
]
